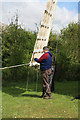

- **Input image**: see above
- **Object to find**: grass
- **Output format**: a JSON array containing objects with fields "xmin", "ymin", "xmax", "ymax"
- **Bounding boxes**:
[{"xmin": 2, "ymin": 80, "xmax": 79, "ymax": 119}]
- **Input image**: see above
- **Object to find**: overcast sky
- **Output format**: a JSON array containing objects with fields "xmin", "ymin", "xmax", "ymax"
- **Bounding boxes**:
[{"xmin": 0, "ymin": 0, "xmax": 79, "ymax": 33}]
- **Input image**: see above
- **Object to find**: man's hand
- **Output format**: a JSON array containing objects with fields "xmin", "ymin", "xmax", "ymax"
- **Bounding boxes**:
[
  {"xmin": 34, "ymin": 58, "xmax": 40, "ymax": 63},
  {"xmin": 34, "ymin": 58, "xmax": 38, "ymax": 61}
]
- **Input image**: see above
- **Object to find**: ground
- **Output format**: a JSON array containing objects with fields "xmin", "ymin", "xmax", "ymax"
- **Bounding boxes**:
[{"xmin": 2, "ymin": 80, "xmax": 79, "ymax": 119}]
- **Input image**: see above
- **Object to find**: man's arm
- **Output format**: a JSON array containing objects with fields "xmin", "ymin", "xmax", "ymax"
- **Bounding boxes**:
[
  {"xmin": 34, "ymin": 58, "xmax": 40, "ymax": 63},
  {"xmin": 34, "ymin": 53, "xmax": 49, "ymax": 63}
]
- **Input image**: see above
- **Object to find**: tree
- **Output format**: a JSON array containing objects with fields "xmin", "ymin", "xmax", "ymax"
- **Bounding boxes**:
[
  {"xmin": 2, "ymin": 15, "xmax": 36, "ymax": 81},
  {"xmin": 48, "ymin": 22, "xmax": 79, "ymax": 81},
  {"xmin": 60, "ymin": 22, "xmax": 78, "ymax": 63}
]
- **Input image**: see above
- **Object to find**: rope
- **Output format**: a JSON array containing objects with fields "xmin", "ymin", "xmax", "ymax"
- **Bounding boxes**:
[{"xmin": 0, "ymin": 63, "xmax": 30, "ymax": 70}]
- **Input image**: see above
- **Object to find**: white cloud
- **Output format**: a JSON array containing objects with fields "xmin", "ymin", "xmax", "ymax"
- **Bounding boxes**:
[
  {"xmin": 1, "ymin": 0, "xmax": 79, "ymax": 2},
  {"xmin": 52, "ymin": 6, "xmax": 78, "ymax": 33},
  {"xmin": 1, "ymin": 0, "xmax": 78, "ymax": 33},
  {"xmin": 1, "ymin": 1, "xmax": 46, "ymax": 30},
  {"xmin": 0, "ymin": 1, "xmax": 2, "ymax": 22},
  {"xmin": 58, "ymin": 0, "xmax": 79, "ymax": 2}
]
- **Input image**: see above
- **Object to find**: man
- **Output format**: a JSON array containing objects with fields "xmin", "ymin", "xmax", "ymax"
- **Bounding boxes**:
[
  {"xmin": 34, "ymin": 46, "xmax": 52, "ymax": 99},
  {"xmin": 49, "ymin": 56, "xmax": 56, "ymax": 92}
]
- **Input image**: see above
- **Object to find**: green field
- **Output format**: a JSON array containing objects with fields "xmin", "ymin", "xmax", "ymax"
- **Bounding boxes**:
[{"xmin": 2, "ymin": 80, "xmax": 79, "ymax": 119}]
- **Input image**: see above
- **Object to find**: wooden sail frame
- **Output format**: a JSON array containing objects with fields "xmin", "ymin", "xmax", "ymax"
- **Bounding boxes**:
[{"xmin": 30, "ymin": 0, "xmax": 58, "ymax": 66}]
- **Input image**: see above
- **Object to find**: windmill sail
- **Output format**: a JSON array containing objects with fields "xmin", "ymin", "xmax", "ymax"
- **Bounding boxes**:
[{"xmin": 30, "ymin": 0, "xmax": 57, "ymax": 66}]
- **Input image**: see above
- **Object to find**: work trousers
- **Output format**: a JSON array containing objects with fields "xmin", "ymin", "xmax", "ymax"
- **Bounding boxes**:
[{"xmin": 42, "ymin": 68, "xmax": 52, "ymax": 97}]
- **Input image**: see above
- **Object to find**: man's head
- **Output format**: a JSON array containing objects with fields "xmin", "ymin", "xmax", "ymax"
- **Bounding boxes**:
[{"xmin": 43, "ymin": 46, "xmax": 49, "ymax": 53}]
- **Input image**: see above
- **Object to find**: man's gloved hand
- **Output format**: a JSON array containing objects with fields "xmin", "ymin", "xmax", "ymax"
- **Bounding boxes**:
[
  {"xmin": 34, "ymin": 58, "xmax": 39, "ymax": 63},
  {"xmin": 34, "ymin": 58, "xmax": 38, "ymax": 61}
]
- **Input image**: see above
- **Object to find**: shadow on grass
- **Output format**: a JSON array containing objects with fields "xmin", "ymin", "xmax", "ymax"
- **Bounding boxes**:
[
  {"xmin": 2, "ymin": 80, "xmax": 78, "ymax": 98},
  {"xmin": 54, "ymin": 81, "xmax": 78, "ymax": 98},
  {"xmin": 22, "ymin": 94, "xmax": 41, "ymax": 98},
  {"xmin": 2, "ymin": 80, "xmax": 42, "ymax": 97},
  {"xmin": 2, "ymin": 87, "xmax": 26, "ymax": 97}
]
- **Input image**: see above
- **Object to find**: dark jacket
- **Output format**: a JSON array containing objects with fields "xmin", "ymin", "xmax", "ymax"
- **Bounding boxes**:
[{"xmin": 34, "ymin": 51, "xmax": 52, "ymax": 71}]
